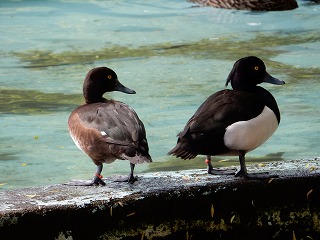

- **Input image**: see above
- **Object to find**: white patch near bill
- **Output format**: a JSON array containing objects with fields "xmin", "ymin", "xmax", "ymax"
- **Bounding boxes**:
[{"xmin": 224, "ymin": 106, "xmax": 278, "ymax": 152}]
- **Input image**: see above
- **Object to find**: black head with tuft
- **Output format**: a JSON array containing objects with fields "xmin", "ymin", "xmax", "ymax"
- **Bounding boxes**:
[{"xmin": 225, "ymin": 56, "xmax": 284, "ymax": 91}]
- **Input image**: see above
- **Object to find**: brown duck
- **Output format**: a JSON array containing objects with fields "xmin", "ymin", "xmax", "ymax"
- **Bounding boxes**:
[
  {"xmin": 188, "ymin": 0, "xmax": 298, "ymax": 11},
  {"xmin": 67, "ymin": 67, "xmax": 152, "ymax": 186}
]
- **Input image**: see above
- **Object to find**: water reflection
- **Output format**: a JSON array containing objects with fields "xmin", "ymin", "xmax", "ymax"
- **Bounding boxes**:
[
  {"xmin": 148, "ymin": 152, "xmax": 285, "ymax": 172},
  {"xmin": 0, "ymin": 0, "xmax": 319, "ymax": 189}
]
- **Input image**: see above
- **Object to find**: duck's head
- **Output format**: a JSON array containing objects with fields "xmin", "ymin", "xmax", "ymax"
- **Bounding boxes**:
[
  {"xmin": 83, "ymin": 67, "xmax": 136, "ymax": 103},
  {"xmin": 225, "ymin": 56, "xmax": 285, "ymax": 91}
]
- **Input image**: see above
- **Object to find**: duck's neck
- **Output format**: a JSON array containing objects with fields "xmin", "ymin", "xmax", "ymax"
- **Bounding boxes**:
[
  {"xmin": 231, "ymin": 78, "xmax": 257, "ymax": 92},
  {"xmin": 85, "ymin": 97, "xmax": 108, "ymax": 104},
  {"xmin": 83, "ymin": 90, "xmax": 106, "ymax": 104},
  {"xmin": 233, "ymin": 85, "xmax": 280, "ymax": 123},
  {"xmin": 253, "ymin": 86, "xmax": 281, "ymax": 123},
  {"xmin": 232, "ymin": 85, "xmax": 256, "ymax": 92}
]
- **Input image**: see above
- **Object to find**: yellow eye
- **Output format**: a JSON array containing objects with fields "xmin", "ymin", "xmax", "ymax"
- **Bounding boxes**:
[
  {"xmin": 254, "ymin": 66, "xmax": 259, "ymax": 71},
  {"xmin": 107, "ymin": 75, "xmax": 112, "ymax": 79}
]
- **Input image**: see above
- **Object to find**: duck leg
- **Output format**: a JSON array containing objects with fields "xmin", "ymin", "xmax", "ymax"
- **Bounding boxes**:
[
  {"xmin": 235, "ymin": 151, "xmax": 277, "ymax": 179},
  {"xmin": 92, "ymin": 164, "xmax": 106, "ymax": 186},
  {"xmin": 63, "ymin": 164, "xmax": 106, "ymax": 186},
  {"xmin": 205, "ymin": 156, "xmax": 236, "ymax": 175},
  {"xmin": 128, "ymin": 163, "xmax": 137, "ymax": 183},
  {"xmin": 235, "ymin": 151, "xmax": 248, "ymax": 177}
]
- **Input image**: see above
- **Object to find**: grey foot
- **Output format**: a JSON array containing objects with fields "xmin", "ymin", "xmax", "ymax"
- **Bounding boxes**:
[
  {"xmin": 206, "ymin": 158, "xmax": 236, "ymax": 175},
  {"xmin": 63, "ymin": 175, "xmax": 106, "ymax": 186},
  {"xmin": 208, "ymin": 168, "xmax": 236, "ymax": 175},
  {"xmin": 235, "ymin": 169, "xmax": 278, "ymax": 179},
  {"xmin": 111, "ymin": 175, "xmax": 138, "ymax": 184},
  {"xmin": 63, "ymin": 179, "xmax": 106, "ymax": 186}
]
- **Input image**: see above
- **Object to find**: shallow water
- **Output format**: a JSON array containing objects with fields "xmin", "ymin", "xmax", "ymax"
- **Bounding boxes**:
[{"xmin": 0, "ymin": 0, "xmax": 319, "ymax": 189}]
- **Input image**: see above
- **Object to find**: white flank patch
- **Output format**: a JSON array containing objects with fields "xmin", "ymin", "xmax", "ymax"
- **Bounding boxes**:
[
  {"xmin": 100, "ymin": 131, "xmax": 107, "ymax": 136},
  {"xmin": 69, "ymin": 134, "xmax": 85, "ymax": 153},
  {"xmin": 224, "ymin": 106, "xmax": 278, "ymax": 152}
]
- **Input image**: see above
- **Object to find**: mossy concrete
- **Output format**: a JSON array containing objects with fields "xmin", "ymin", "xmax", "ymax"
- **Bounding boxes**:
[{"xmin": 0, "ymin": 159, "xmax": 320, "ymax": 240}]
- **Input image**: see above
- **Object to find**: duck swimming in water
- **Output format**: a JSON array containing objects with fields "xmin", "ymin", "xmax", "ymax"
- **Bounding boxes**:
[
  {"xmin": 169, "ymin": 56, "xmax": 284, "ymax": 179},
  {"xmin": 67, "ymin": 67, "xmax": 152, "ymax": 186},
  {"xmin": 188, "ymin": 0, "xmax": 298, "ymax": 11}
]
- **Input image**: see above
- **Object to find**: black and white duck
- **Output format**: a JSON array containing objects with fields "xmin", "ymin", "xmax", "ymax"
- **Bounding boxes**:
[{"xmin": 169, "ymin": 56, "xmax": 284, "ymax": 179}]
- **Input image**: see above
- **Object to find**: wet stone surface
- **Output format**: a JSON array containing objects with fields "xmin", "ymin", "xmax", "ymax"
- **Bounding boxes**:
[{"xmin": 0, "ymin": 159, "xmax": 320, "ymax": 239}]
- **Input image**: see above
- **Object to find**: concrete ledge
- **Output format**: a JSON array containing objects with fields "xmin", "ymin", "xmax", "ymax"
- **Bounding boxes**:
[{"xmin": 1, "ymin": 159, "xmax": 320, "ymax": 240}]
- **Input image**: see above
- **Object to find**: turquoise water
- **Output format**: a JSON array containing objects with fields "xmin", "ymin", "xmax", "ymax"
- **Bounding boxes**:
[{"xmin": 0, "ymin": 0, "xmax": 319, "ymax": 189}]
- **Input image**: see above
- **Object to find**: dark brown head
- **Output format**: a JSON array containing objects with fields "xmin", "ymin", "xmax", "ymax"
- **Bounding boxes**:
[{"xmin": 83, "ymin": 67, "xmax": 136, "ymax": 103}]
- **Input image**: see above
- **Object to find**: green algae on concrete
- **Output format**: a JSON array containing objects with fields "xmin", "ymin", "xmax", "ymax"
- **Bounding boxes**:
[{"xmin": 0, "ymin": 159, "xmax": 320, "ymax": 240}]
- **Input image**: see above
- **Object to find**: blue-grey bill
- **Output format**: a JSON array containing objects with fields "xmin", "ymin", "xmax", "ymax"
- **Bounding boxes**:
[{"xmin": 263, "ymin": 72, "xmax": 285, "ymax": 85}]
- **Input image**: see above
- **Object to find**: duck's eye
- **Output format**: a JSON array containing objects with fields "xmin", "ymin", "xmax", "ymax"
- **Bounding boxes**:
[
  {"xmin": 107, "ymin": 75, "xmax": 112, "ymax": 79},
  {"xmin": 254, "ymin": 66, "xmax": 259, "ymax": 71}
]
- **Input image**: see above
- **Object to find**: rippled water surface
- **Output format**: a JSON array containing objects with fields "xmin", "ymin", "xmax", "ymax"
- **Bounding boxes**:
[{"xmin": 0, "ymin": 0, "xmax": 319, "ymax": 189}]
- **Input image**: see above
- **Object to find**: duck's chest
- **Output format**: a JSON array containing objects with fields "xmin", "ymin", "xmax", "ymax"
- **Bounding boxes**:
[
  {"xmin": 68, "ymin": 112, "xmax": 96, "ymax": 153},
  {"xmin": 223, "ymin": 106, "xmax": 279, "ymax": 152},
  {"xmin": 68, "ymin": 117, "xmax": 118, "ymax": 163}
]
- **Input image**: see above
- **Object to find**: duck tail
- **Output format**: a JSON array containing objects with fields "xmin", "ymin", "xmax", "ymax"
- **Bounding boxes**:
[
  {"xmin": 168, "ymin": 127, "xmax": 198, "ymax": 160},
  {"xmin": 136, "ymin": 153, "xmax": 152, "ymax": 164},
  {"xmin": 121, "ymin": 152, "xmax": 152, "ymax": 164},
  {"xmin": 168, "ymin": 143, "xmax": 197, "ymax": 160}
]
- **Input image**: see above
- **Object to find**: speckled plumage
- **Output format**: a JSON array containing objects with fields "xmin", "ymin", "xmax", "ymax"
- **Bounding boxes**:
[{"xmin": 188, "ymin": 0, "xmax": 298, "ymax": 11}]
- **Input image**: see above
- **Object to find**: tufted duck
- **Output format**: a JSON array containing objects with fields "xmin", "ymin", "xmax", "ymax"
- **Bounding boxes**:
[{"xmin": 169, "ymin": 56, "xmax": 284, "ymax": 179}]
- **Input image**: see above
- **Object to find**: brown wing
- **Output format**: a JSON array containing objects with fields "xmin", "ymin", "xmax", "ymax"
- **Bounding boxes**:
[
  {"xmin": 75, "ymin": 101, "xmax": 151, "ymax": 163},
  {"xmin": 77, "ymin": 102, "xmax": 143, "ymax": 143}
]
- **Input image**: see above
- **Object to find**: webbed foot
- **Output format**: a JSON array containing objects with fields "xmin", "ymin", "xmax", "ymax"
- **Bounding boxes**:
[
  {"xmin": 205, "ymin": 158, "xmax": 236, "ymax": 175},
  {"xmin": 93, "ymin": 174, "xmax": 107, "ymax": 185},
  {"xmin": 63, "ymin": 172, "xmax": 106, "ymax": 186},
  {"xmin": 235, "ymin": 169, "xmax": 278, "ymax": 179},
  {"xmin": 111, "ymin": 174, "xmax": 138, "ymax": 184},
  {"xmin": 63, "ymin": 178, "xmax": 106, "ymax": 186},
  {"xmin": 235, "ymin": 151, "xmax": 278, "ymax": 179},
  {"xmin": 208, "ymin": 168, "xmax": 237, "ymax": 175}
]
